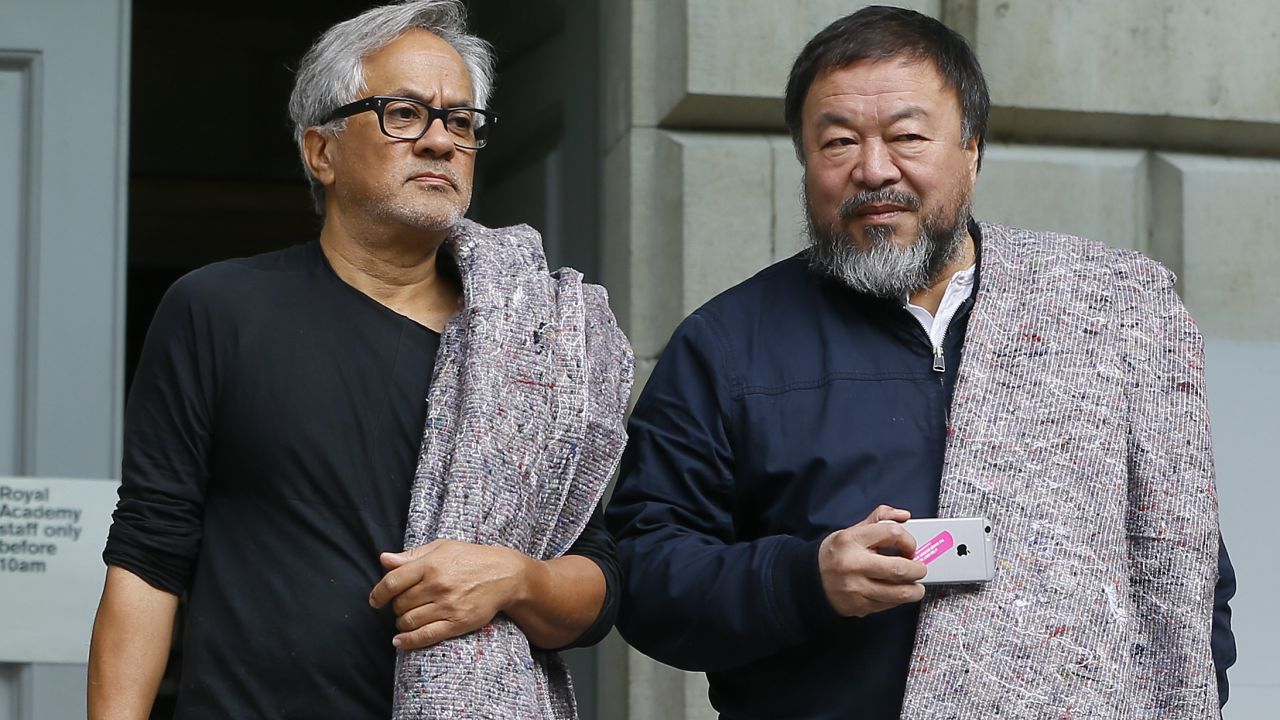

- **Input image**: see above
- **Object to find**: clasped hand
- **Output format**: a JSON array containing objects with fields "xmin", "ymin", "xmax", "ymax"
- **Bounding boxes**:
[{"xmin": 368, "ymin": 539, "xmax": 531, "ymax": 650}]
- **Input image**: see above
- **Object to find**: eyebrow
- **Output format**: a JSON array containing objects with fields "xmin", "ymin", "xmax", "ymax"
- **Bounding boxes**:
[
  {"xmin": 886, "ymin": 105, "xmax": 930, "ymax": 124},
  {"xmin": 386, "ymin": 87, "xmax": 476, "ymax": 108},
  {"xmin": 817, "ymin": 110, "xmax": 851, "ymax": 128}
]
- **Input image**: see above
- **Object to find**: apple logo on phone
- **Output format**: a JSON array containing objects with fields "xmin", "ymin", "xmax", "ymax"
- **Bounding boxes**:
[{"xmin": 956, "ymin": 544, "xmax": 969, "ymax": 557}]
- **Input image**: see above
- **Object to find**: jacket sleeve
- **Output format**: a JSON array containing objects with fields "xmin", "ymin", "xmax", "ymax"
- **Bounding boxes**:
[
  {"xmin": 1213, "ymin": 535, "xmax": 1237, "ymax": 707},
  {"xmin": 1119, "ymin": 255, "xmax": 1224, "ymax": 710},
  {"xmin": 605, "ymin": 312, "xmax": 841, "ymax": 673}
]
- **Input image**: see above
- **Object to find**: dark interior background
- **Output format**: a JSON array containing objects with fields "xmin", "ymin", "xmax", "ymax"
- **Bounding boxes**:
[{"xmin": 127, "ymin": 1, "xmax": 603, "ymax": 716}]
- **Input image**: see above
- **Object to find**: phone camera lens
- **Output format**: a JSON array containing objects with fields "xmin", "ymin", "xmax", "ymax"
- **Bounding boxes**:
[{"xmin": 984, "ymin": 525, "xmax": 991, "ymax": 533}]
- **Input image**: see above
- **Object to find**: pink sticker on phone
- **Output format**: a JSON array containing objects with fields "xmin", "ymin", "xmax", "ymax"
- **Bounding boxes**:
[{"xmin": 914, "ymin": 530, "xmax": 954, "ymax": 565}]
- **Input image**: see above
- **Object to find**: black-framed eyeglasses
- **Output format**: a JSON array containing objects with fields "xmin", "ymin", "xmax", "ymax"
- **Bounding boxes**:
[{"xmin": 320, "ymin": 96, "xmax": 498, "ymax": 150}]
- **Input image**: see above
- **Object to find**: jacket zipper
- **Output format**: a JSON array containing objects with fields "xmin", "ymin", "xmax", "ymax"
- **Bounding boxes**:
[
  {"xmin": 906, "ymin": 296, "xmax": 967, "ymax": 432},
  {"xmin": 908, "ymin": 300, "xmax": 963, "ymax": 376}
]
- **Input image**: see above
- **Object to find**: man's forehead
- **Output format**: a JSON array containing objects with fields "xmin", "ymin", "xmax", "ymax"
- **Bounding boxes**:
[
  {"xmin": 816, "ymin": 57, "xmax": 945, "ymax": 92},
  {"xmin": 362, "ymin": 30, "xmax": 474, "ymax": 100},
  {"xmin": 804, "ymin": 57, "xmax": 957, "ymax": 115},
  {"xmin": 381, "ymin": 84, "xmax": 475, "ymax": 107}
]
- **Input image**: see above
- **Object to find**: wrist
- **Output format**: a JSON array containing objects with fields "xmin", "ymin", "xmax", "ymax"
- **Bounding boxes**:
[{"xmin": 503, "ymin": 549, "xmax": 543, "ymax": 613}]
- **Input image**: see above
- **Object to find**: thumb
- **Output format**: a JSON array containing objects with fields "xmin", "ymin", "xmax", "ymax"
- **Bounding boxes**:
[
  {"xmin": 380, "ymin": 540, "xmax": 440, "ymax": 569},
  {"xmin": 379, "ymin": 552, "xmax": 408, "ymax": 570},
  {"xmin": 859, "ymin": 504, "xmax": 910, "ymax": 527}
]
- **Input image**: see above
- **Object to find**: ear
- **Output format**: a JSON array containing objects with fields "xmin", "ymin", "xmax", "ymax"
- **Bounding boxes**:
[
  {"xmin": 964, "ymin": 134, "xmax": 980, "ymax": 185},
  {"xmin": 302, "ymin": 127, "xmax": 337, "ymax": 188}
]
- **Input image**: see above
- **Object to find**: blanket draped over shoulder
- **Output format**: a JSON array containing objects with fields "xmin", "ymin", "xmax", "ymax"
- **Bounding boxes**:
[
  {"xmin": 901, "ymin": 223, "xmax": 1220, "ymax": 718},
  {"xmin": 392, "ymin": 220, "xmax": 633, "ymax": 720}
]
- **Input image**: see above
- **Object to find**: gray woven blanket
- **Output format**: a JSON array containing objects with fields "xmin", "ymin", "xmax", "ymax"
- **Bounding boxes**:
[
  {"xmin": 391, "ymin": 220, "xmax": 633, "ymax": 719},
  {"xmin": 901, "ymin": 223, "xmax": 1220, "ymax": 718}
]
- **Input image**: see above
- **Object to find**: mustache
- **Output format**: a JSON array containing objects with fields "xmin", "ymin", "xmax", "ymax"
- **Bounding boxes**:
[{"xmin": 837, "ymin": 189, "xmax": 922, "ymax": 220}]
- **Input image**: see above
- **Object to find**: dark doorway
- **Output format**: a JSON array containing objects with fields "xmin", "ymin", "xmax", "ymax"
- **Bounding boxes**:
[{"xmin": 127, "ymin": 0, "xmax": 603, "ymax": 716}]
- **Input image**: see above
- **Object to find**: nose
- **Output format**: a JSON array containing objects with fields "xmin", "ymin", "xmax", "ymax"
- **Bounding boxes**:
[
  {"xmin": 850, "ymin": 139, "xmax": 901, "ymax": 190},
  {"xmin": 413, "ymin": 115, "xmax": 456, "ymax": 159}
]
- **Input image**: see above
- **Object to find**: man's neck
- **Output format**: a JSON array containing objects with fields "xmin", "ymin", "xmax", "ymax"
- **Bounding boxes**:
[
  {"xmin": 319, "ymin": 216, "xmax": 461, "ymax": 332},
  {"xmin": 906, "ymin": 231, "xmax": 976, "ymax": 316}
]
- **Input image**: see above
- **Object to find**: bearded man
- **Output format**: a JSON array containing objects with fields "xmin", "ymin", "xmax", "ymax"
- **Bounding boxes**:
[{"xmin": 605, "ymin": 6, "xmax": 1235, "ymax": 719}]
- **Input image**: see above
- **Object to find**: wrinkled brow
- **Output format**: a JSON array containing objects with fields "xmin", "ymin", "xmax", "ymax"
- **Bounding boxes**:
[
  {"xmin": 386, "ymin": 87, "xmax": 476, "ymax": 109},
  {"xmin": 816, "ymin": 104, "xmax": 930, "ymax": 129},
  {"xmin": 885, "ymin": 105, "xmax": 929, "ymax": 124}
]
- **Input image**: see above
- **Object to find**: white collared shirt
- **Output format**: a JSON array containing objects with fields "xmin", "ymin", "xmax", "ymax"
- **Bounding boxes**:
[{"xmin": 902, "ymin": 265, "xmax": 976, "ymax": 352}]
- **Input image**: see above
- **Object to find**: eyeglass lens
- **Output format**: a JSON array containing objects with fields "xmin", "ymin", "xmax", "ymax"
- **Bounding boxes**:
[{"xmin": 382, "ymin": 100, "xmax": 487, "ymax": 147}]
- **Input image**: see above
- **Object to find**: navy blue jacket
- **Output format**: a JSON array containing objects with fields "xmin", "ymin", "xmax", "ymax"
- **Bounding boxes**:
[{"xmin": 606, "ymin": 233, "xmax": 1236, "ymax": 719}]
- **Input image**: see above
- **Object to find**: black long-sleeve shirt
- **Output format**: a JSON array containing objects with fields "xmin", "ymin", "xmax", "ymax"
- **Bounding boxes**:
[{"xmin": 104, "ymin": 241, "xmax": 618, "ymax": 719}]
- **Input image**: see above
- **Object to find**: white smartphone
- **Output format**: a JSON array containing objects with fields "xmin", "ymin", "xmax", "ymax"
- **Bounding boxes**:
[{"xmin": 880, "ymin": 517, "xmax": 995, "ymax": 585}]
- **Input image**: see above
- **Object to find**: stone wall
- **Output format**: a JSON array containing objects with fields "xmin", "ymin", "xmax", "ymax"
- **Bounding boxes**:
[{"xmin": 601, "ymin": 2, "xmax": 1280, "ymax": 717}]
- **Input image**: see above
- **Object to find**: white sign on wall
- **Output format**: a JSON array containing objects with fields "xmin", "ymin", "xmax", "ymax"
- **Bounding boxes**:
[{"xmin": 0, "ymin": 476, "xmax": 119, "ymax": 663}]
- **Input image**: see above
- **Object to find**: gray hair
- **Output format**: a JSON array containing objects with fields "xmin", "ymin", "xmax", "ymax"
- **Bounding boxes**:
[{"xmin": 288, "ymin": 0, "xmax": 496, "ymax": 214}]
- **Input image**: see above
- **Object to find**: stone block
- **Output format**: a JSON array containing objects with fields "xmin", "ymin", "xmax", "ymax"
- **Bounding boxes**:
[
  {"xmin": 603, "ymin": 130, "xmax": 777, "ymax": 357},
  {"xmin": 770, "ymin": 135, "xmax": 808, "ymax": 263},
  {"xmin": 594, "ymin": 632, "xmax": 630, "ymax": 720},
  {"xmin": 664, "ymin": 131, "xmax": 777, "ymax": 316},
  {"xmin": 654, "ymin": 0, "xmax": 941, "ymax": 128},
  {"xmin": 969, "ymin": 0, "xmax": 1280, "ymax": 125},
  {"xmin": 602, "ymin": 128, "xmax": 684, "ymax": 359},
  {"xmin": 682, "ymin": 670, "xmax": 716, "ymax": 720},
  {"xmin": 621, "ymin": 650, "xmax": 716, "ymax": 720},
  {"xmin": 628, "ymin": 357, "xmax": 659, "ymax": 413},
  {"xmin": 604, "ymin": 0, "xmax": 656, "ymax": 147},
  {"xmin": 972, "ymin": 144, "xmax": 1148, "ymax": 251},
  {"xmin": 1151, "ymin": 153, "xmax": 1280, "ymax": 341}
]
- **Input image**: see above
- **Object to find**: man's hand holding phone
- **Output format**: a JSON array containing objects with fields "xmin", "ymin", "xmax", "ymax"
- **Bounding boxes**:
[{"xmin": 817, "ymin": 505, "xmax": 927, "ymax": 617}]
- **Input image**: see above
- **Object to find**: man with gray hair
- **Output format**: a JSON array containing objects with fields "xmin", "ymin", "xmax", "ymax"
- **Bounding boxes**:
[
  {"xmin": 88, "ymin": 2, "xmax": 631, "ymax": 718},
  {"xmin": 608, "ymin": 5, "xmax": 1234, "ymax": 718}
]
